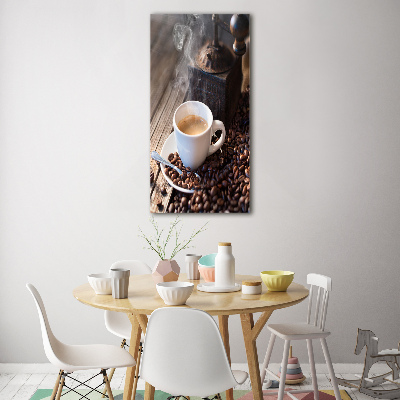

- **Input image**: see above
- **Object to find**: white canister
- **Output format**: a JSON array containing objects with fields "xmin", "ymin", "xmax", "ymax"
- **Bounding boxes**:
[
  {"xmin": 215, "ymin": 242, "xmax": 235, "ymax": 288},
  {"xmin": 242, "ymin": 280, "xmax": 262, "ymax": 295}
]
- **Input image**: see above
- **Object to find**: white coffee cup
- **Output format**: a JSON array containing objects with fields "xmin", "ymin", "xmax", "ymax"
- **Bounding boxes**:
[{"xmin": 173, "ymin": 101, "xmax": 226, "ymax": 170}]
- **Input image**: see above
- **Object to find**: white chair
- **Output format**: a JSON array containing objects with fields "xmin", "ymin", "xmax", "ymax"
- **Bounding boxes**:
[
  {"xmin": 104, "ymin": 260, "xmax": 151, "ymax": 396},
  {"xmin": 141, "ymin": 307, "xmax": 248, "ymax": 399},
  {"xmin": 26, "ymin": 283, "xmax": 135, "ymax": 400},
  {"xmin": 260, "ymin": 273, "xmax": 342, "ymax": 400}
]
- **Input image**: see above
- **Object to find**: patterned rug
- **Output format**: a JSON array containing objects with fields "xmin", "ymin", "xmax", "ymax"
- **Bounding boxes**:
[{"xmin": 30, "ymin": 389, "xmax": 351, "ymax": 400}]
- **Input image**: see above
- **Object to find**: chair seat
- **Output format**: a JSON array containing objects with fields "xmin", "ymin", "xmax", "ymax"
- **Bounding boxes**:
[
  {"xmin": 232, "ymin": 370, "xmax": 248, "ymax": 385},
  {"xmin": 56, "ymin": 343, "xmax": 135, "ymax": 373},
  {"xmin": 107, "ymin": 324, "xmax": 145, "ymax": 343},
  {"xmin": 268, "ymin": 323, "xmax": 331, "ymax": 340}
]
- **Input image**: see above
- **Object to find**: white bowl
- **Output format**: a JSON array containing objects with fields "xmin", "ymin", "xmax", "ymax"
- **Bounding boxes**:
[
  {"xmin": 88, "ymin": 273, "xmax": 112, "ymax": 295},
  {"xmin": 156, "ymin": 282, "xmax": 194, "ymax": 305}
]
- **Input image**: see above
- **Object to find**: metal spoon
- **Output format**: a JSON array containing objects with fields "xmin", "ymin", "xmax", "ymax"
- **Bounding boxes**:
[{"xmin": 151, "ymin": 151, "xmax": 183, "ymax": 175}]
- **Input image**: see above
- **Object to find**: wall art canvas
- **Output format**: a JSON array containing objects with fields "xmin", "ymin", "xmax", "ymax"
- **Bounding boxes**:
[{"xmin": 150, "ymin": 14, "xmax": 250, "ymax": 213}]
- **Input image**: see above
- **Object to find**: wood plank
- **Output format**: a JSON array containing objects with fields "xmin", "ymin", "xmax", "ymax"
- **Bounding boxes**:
[
  {"xmin": 150, "ymin": 85, "xmax": 185, "ymax": 213},
  {"xmin": 0, "ymin": 373, "xmax": 30, "ymax": 399},
  {"xmin": 0, "ymin": 373, "xmax": 15, "ymax": 392}
]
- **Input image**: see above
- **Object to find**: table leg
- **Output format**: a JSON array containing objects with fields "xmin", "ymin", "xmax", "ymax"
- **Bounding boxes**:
[
  {"xmin": 123, "ymin": 314, "xmax": 142, "ymax": 400},
  {"xmin": 240, "ymin": 311, "xmax": 274, "ymax": 400},
  {"xmin": 219, "ymin": 315, "xmax": 233, "ymax": 400}
]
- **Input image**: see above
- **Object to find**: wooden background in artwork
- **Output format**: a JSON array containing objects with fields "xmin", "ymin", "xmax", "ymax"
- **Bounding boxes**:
[{"xmin": 150, "ymin": 15, "xmax": 183, "ymax": 213}]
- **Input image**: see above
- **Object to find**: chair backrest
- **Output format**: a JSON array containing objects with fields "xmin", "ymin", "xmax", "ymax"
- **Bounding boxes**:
[
  {"xmin": 141, "ymin": 308, "xmax": 238, "ymax": 398},
  {"xmin": 105, "ymin": 260, "xmax": 151, "ymax": 337},
  {"xmin": 110, "ymin": 260, "xmax": 151, "ymax": 275},
  {"xmin": 306, "ymin": 273, "xmax": 332, "ymax": 331},
  {"xmin": 26, "ymin": 283, "xmax": 65, "ymax": 367}
]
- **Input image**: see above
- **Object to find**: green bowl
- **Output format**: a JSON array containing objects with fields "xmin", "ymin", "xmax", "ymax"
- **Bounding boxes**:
[
  {"xmin": 260, "ymin": 270, "xmax": 294, "ymax": 292},
  {"xmin": 199, "ymin": 253, "xmax": 217, "ymax": 268}
]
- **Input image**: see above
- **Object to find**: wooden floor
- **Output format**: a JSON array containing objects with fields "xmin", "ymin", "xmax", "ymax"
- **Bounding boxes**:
[{"xmin": 1, "ymin": 363, "xmax": 398, "ymax": 400}]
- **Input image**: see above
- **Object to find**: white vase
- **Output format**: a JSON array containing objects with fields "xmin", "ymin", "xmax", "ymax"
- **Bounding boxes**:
[{"xmin": 215, "ymin": 242, "xmax": 235, "ymax": 288}]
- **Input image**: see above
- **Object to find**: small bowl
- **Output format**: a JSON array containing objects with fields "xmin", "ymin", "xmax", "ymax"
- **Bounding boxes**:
[
  {"xmin": 198, "ymin": 253, "xmax": 217, "ymax": 282},
  {"xmin": 156, "ymin": 282, "xmax": 194, "ymax": 305},
  {"xmin": 198, "ymin": 266, "xmax": 215, "ymax": 282},
  {"xmin": 260, "ymin": 270, "xmax": 294, "ymax": 292},
  {"xmin": 88, "ymin": 273, "xmax": 112, "ymax": 295}
]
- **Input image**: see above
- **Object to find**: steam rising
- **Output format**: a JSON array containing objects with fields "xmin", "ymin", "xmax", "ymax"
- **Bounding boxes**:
[{"xmin": 173, "ymin": 14, "xmax": 205, "ymax": 97}]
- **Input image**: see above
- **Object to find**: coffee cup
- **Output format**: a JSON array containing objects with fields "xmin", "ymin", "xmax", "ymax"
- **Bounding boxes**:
[
  {"xmin": 110, "ymin": 268, "xmax": 130, "ymax": 299},
  {"xmin": 173, "ymin": 101, "xmax": 226, "ymax": 170}
]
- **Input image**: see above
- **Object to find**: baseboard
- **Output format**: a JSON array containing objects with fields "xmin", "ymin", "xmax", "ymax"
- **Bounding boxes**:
[{"xmin": 0, "ymin": 363, "xmax": 373, "ymax": 374}]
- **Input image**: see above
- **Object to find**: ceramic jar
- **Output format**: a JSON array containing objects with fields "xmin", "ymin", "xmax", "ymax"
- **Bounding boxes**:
[
  {"xmin": 215, "ymin": 242, "xmax": 235, "ymax": 288},
  {"xmin": 242, "ymin": 280, "xmax": 262, "ymax": 295}
]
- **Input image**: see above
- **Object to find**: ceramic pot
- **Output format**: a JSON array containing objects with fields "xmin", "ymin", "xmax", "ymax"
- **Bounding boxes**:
[{"xmin": 152, "ymin": 259, "xmax": 180, "ymax": 284}]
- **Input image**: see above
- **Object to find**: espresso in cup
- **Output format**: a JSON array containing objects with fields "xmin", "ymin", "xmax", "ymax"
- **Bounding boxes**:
[
  {"xmin": 173, "ymin": 101, "xmax": 226, "ymax": 170},
  {"xmin": 177, "ymin": 115, "xmax": 208, "ymax": 136}
]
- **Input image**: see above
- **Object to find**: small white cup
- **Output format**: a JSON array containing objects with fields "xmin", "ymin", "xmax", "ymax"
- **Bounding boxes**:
[
  {"xmin": 185, "ymin": 254, "xmax": 202, "ymax": 280},
  {"xmin": 173, "ymin": 101, "xmax": 226, "ymax": 170},
  {"xmin": 110, "ymin": 268, "xmax": 130, "ymax": 299}
]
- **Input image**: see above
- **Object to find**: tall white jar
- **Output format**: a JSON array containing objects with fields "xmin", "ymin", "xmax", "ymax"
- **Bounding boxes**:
[{"xmin": 215, "ymin": 242, "xmax": 235, "ymax": 288}]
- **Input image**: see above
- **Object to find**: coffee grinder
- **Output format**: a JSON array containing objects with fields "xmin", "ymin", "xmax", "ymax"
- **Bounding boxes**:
[{"xmin": 188, "ymin": 14, "xmax": 249, "ymax": 127}]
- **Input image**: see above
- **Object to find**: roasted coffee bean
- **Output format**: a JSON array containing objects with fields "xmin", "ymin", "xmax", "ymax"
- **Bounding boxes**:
[
  {"xmin": 159, "ymin": 86, "xmax": 250, "ymax": 213},
  {"xmin": 169, "ymin": 203, "xmax": 175, "ymax": 213}
]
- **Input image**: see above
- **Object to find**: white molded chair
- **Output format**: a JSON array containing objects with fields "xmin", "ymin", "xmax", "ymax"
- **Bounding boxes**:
[
  {"xmin": 104, "ymin": 260, "xmax": 152, "ymax": 396},
  {"xmin": 141, "ymin": 307, "xmax": 248, "ymax": 399},
  {"xmin": 260, "ymin": 273, "xmax": 342, "ymax": 400},
  {"xmin": 27, "ymin": 283, "xmax": 135, "ymax": 400}
]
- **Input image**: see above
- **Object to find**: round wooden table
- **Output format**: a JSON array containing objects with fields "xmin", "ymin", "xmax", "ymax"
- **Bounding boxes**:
[{"xmin": 73, "ymin": 274, "xmax": 309, "ymax": 400}]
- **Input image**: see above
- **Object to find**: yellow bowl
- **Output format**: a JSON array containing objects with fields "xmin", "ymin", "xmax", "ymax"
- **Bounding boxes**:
[{"xmin": 260, "ymin": 270, "xmax": 294, "ymax": 292}]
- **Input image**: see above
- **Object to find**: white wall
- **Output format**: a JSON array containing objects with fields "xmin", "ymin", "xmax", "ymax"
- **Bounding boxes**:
[{"xmin": 1, "ymin": 0, "xmax": 400, "ymax": 364}]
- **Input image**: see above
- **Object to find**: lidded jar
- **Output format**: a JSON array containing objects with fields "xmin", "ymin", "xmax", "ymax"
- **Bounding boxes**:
[{"xmin": 215, "ymin": 242, "xmax": 235, "ymax": 288}]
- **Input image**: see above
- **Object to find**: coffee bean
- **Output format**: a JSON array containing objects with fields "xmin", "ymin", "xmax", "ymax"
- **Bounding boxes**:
[
  {"xmin": 168, "ymin": 203, "xmax": 175, "ymax": 213},
  {"xmin": 159, "ymin": 87, "xmax": 250, "ymax": 213}
]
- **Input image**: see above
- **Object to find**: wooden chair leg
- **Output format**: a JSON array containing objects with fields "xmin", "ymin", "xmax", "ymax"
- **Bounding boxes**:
[
  {"xmin": 51, "ymin": 370, "xmax": 63, "ymax": 400},
  {"xmin": 278, "ymin": 340, "xmax": 291, "ymax": 400},
  {"xmin": 260, "ymin": 333, "xmax": 276, "ymax": 385},
  {"xmin": 131, "ymin": 342, "xmax": 143, "ymax": 400},
  {"xmin": 55, "ymin": 374, "xmax": 65, "ymax": 400},
  {"xmin": 320, "ymin": 338, "xmax": 342, "ymax": 400},
  {"xmin": 307, "ymin": 339, "xmax": 319, "ymax": 400},
  {"xmin": 103, "ymin": 369, "xmax": 115, "ymax": 400}
]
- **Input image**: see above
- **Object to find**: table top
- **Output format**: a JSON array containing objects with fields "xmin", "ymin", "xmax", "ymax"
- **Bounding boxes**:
[{"xmin": 73, "ymin": 274, "xmax": 309, "ymax": 316}]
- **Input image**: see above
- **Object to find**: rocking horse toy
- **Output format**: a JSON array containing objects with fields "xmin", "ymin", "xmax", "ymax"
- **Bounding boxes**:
[{"xmin": 336, "ymin": 329, "xmax": 400, "ymax": 399}]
